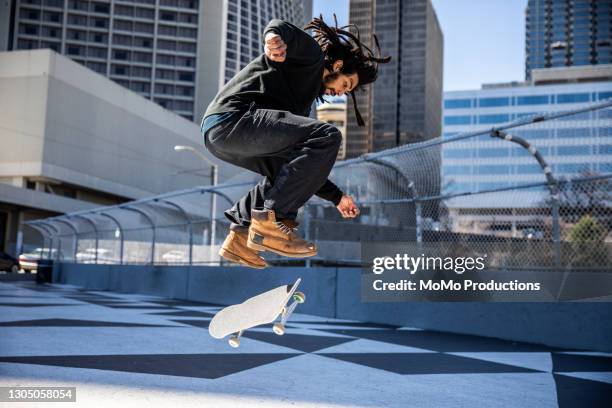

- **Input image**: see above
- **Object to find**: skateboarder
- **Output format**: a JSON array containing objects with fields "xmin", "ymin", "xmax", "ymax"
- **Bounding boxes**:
[{"xmin": 201, "ymin": 15, "xmax": 390, "ymax": 269}]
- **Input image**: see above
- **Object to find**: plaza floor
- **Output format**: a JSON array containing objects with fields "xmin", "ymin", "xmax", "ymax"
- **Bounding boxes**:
[{"xmin": 0, "ymin": 279, "xmax": 610, "ymax": 407}]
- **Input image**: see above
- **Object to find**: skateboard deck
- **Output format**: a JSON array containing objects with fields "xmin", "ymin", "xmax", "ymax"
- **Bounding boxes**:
[{"xmin": 208, "ymin": 278, "xmax": 304, "ymax": 347}]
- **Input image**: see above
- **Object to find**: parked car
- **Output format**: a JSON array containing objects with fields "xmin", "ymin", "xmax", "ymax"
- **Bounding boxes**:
[
  {"xmin": 19, "ymin": 248, "xmax": 58, "ymax": 273},
  {"xmin": 161, "ymin": 250, "xmax": 187, "ymax": 264},
  {"xmin": 0, "ymin": 251, "xmax": 19, "ymax": 273},
  {"xmin": 75, "ymin": 248, "xmax": 114, "ymax": 264}
]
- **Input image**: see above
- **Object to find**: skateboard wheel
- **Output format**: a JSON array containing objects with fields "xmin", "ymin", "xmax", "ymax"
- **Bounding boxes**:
[
  {"xmin": 293, "ymin": 291, "xmax": 305, "ymax": 304},
  {"xmin": 273, "ymin": 323, "xmax": 285, "ymax": 335},
  {"xmin": 228, "ymin": 336, "xmax": 240, "ymax": 348}
]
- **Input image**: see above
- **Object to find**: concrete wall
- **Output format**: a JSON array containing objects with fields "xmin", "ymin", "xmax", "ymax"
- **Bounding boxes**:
[{"xmin": 53, "ymin": 263, "xmax": 612, "ymax": 352}]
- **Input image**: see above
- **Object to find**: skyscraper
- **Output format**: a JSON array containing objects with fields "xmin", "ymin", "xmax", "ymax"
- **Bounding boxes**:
[
  {"xmin": 0, "ymin": 0, "xmax": 311, "ymax": 122},
  {"xmin": 525, "ymin": 0, "xmax": 612, "ymax": 81},
  {"xmin": 345, "ymin": 0, "xmax": 443, "ymax": 159},
  {"xmin": 219, "ymin": 0, "xmax": 309, "ymax": 86}
]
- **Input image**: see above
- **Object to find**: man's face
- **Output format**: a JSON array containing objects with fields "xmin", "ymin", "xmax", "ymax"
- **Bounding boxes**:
[{"xmin": 322, "ymin": 70, "xmax": 359, "ymax": 97}]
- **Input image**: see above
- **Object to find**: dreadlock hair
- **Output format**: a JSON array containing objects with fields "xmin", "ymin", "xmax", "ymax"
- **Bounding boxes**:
[{"xmin": 304, "ymin": 14, "xmax": 391, "ymax": 126}]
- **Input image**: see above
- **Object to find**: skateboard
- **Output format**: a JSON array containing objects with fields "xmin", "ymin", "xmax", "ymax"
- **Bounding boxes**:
[{"xmin": 208, "ymin": 278, "xmax": 305, "ymax": 348}]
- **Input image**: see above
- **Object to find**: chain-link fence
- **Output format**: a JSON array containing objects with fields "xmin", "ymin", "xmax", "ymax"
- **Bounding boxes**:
[{"xmin": 24, "ymin": 99, "xmax": 612, "ymax": 271}]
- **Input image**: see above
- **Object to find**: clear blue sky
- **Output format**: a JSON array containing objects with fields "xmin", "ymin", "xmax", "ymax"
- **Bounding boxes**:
[{"xmin": 311, "ymin": 0, "xmax": 528, "ymax": 91}]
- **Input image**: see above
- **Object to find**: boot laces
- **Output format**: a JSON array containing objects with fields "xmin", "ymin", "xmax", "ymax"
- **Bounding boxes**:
[{"xmin": 275, "ymin": 219, "xmax": 299, "ymax": 234}]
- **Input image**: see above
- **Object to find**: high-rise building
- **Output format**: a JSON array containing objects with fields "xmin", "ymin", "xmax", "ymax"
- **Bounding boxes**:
[
  {"xmin": 317, "ymin": 101, "xmax": 347, "ymax": 160},
  {"xmin": 525, "ymin": 0, "xmax": 612, "ymax": 81},
  {"xmin": 0, "ymin": 0, "xmax": 311, "ymax": 122},
  {"xmin": 345, "ymin": 0, "xmax": 443, "ymax": 159}
]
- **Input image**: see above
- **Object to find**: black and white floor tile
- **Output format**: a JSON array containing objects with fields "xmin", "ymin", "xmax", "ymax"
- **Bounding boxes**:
[{"xmin": 0, "ymin": 281, "xmax": 610, "ymax": 407}]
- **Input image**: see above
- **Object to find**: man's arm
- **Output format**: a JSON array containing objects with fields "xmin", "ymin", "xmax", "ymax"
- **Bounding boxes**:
[
  {"xmin": 315, "ymin": 179, "xmax": 344, "ymax": 206},
  {"xmin": 263, "ymin": 19, "xmax": 322, "ymax": 65}
]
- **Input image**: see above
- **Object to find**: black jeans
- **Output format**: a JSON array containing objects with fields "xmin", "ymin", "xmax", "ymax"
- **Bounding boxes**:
[{"xmin": 203, "ymin": 105, "xmax": 342, "ymax": 230}]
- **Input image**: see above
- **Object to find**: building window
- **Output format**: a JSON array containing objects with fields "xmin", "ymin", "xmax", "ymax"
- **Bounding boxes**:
[
  {"xmin": 92, "ymin": 18, "xmax": 108, "ymax": 29},
  {"xmin": 66, "ymin": 45, "xmax": 84, "ymax": 55},
  {"xmin": 20, "ymin": 24, "xmax": 39, "ymax": 35},
  {"xmin": 478, "ymin": 97, "xmax": 510, "ymax": 107},
  {"xmin": 442, "ymin": 149, "xmax": 472, "ymax": 159},
  {"xmin": 598, "ymin": 144, "xmax": 612, "ymax": 155},
  {"xmin": 160, "ymin": 11, "xmax": 177, "ymax": 21},
  {"xmin": 555, "ymin": 163, "xmax": 589, "ymax": 174},
  {"xmin": 176, "ymin": 86, "xmax": 193, "ymax": 96},
  {"xmin": 477, "ymin": 148, "xmax": 509, "ymax": 158},
  {"xmin": 478, "ymin": 165, "xmax": 510, "ymax": 175},
  {"xmin": 597, "ymin": 92, "xmax": 612, "ymax": 101},
  {"xmin": 115, "ymin": 5, "xmax": 134, "ymax": 16},
  {"xmin": 444, "ymin": 99, "xmax": 471, "ymax": 109},
  {"xmin": 90, "ymin": 33, "xmax": 107, "ymax": 43},
  {"xmin": 113, "ymin": 50, "xmax": 129, "ymax": 60},
  {"xmin": 92, "ymin": 2, "xmax": 110, "ymax": 13},
  {"xmin": 557, "ymin": 93, "xmax": 590, "ymax": 104},
  {"xmin": 157, "ymin": 54, "xmax": 175, "ymax": 65},
  {"xmin": 478, "ymin": 114, "xmax": 510, "ymax": 124},
  {"xmin": 442, "ymin": 166, "xmax": 472, "ymax": 175},
  {"xmin": 43, "ymin": 0, "xmax": 63, "ymax": 7},
  {"xmin": 178, "ymin": 72, "xmax": 194, "ymax": 82},
  {"xmin": 557, "ymin": 145, "xmax": 590, "ymax": 156},
  {"xmin": 88, "ymin": 47, "xmax": 107, "ymax": 58},
  {"xmin": 444, "ymin": 116, "xmax": 471, "ymax": 125},
  {"xmin": 517, "ymin": 95, "xmax": 549, "ymax": 105},
  {"xmin": 112, "ymin": 65, "xmax": 130, "ymax": 76},
  {"xmin": 515, "ymin": 164, "xmax": 544, "ymax": 174},
  {"xmin": 86, "ymin": 61, "xmax": 106, "ymax": 74},
  {"xmin": 42, "ymin": 11, "xmax": 62, "ymax": 23},
  {"xmin": 556, "ymin": 128, "xmax": 590, "ymax": 138},
  {"xmin": 132, "ymin": 67, "xmax": 151, "ymax": 78}
]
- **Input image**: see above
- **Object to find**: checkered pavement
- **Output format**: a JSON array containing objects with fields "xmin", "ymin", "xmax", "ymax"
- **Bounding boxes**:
[{"xmin": 0, "ymin": 280, "xmax": 610, "ymax": 407}]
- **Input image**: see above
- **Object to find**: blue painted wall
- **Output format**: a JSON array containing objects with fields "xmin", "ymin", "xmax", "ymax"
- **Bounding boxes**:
[{"xmin": 54, "ymin": 263, "xmax": 612, "ymax": 352}]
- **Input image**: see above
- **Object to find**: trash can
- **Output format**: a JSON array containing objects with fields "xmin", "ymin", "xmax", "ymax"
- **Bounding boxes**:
[{"xmin": 36, "ymin": 259, "xmax": 54, "ymax": 284}]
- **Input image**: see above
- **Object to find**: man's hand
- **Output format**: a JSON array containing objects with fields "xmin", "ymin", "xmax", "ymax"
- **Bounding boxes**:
[
  {"xmin": 336, "ymin": 194, "xmax": 360, "ymax": 219},
  {"xmin": 264, "ymin": 33, "xmax": 287, "ymax": 62}
]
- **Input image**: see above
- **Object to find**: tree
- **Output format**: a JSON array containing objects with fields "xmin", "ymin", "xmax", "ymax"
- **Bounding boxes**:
[{"xmin": 566, "ymin": 214, "xmax": 608, "ymax": 268}]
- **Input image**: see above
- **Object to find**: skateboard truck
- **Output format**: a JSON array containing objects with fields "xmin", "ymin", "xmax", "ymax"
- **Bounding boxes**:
[{"xmin": 272, "ymin": 290, "xmax": 305, "ymax": 337}]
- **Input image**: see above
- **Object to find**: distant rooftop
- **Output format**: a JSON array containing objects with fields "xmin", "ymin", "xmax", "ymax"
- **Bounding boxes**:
[{"xmin": 481, "ymin": 64, "xmax": 612, "ymax": 90}]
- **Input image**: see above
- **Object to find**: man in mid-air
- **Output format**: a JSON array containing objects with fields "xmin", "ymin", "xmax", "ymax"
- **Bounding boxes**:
[{"xmin": 201, "ymin": 16, "xmax": 390, "ymax": 269}]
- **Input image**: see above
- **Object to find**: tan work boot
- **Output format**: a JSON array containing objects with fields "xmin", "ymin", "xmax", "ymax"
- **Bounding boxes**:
[
  {"xmin": 219, "ymin": 227, "xmax": 268, "ymax": 269},
  {"xmin": 247, "ymin": 209, "xmax": 317, "ymax": 258}
]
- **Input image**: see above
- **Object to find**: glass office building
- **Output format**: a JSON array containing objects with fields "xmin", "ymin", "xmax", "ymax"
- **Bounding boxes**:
[
  {"xmin": 525, "ymin": 0, "xmax": 611, "ymax": 80},
  {"xmin": 442, "ymin": 81, "xmax": 612, "ymax": 201}
]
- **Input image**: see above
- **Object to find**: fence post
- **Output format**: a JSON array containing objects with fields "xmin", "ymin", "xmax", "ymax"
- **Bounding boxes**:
[
  {"xmin": 210, "ymin": 190, "xmax": 216, "ymax": 248},
  {"xmin": 489, "ymin": 128, "xmax": 562, "ymax": 269},
  {"xmin": 551, "ymin": 193, "xmax": 561, "ymax": 269},
  {"xmin": 415, "ymin": 201, "xmax": 422, "ymax": 243},
  {"xmin": 304, "ymin": 205, "xmax": 311, "ymax": 268}
]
